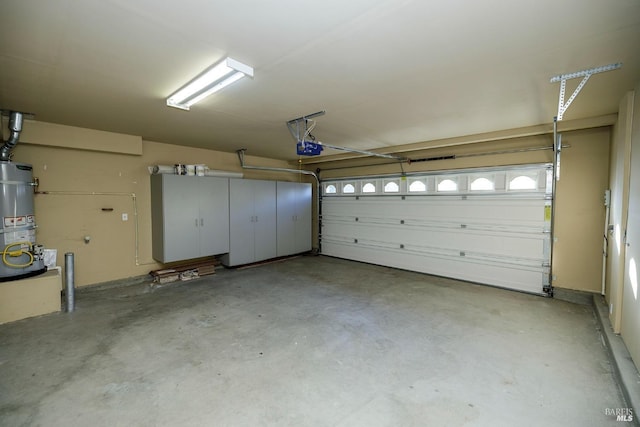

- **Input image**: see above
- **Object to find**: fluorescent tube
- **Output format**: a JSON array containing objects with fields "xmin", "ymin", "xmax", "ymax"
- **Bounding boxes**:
[{"xmin": 166, "ymin": 57, "xmax": 253, "ymax": 110}]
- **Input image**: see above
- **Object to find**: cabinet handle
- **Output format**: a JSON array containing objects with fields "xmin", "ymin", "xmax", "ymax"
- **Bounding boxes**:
[
  {"xmin": 200, "ymin": 218, "xmax": 204, "ymax": 226},
  {"xmin": 195, "ymin": 218, "xmax": 198, "ymax": 227}
]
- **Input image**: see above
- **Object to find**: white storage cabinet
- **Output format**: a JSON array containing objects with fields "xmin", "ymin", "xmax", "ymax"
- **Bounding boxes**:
[
  {"xmin": 221, "ymin": 179, "xmax": 277, "ymax": 266},
  {"xmin": 276, "ymin": 181, "xmax": 312, "ymax": 257},
  {"xmin": 151, "ymin": 174, "xmax": 230, "ymax": 263}
]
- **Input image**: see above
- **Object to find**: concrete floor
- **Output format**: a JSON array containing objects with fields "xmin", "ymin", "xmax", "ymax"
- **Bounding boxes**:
[{"xmin": 0, "ymin": 256, "xmax": 627, "ymax": 426}]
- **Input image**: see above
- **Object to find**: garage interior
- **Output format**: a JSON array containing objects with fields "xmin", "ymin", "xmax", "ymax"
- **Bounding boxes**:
[{"xmin": 1, "ymin": 1, "xmax": 640, "ymax": 426}]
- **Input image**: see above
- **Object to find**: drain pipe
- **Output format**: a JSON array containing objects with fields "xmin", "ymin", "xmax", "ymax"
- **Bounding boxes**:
[
  {"xmin": 0, "ymin": 111, "xmax": 24, "ymax": 162},
  {"xmin": 236, "ymin": 149, "xmax": 321, "ymax": 252}
]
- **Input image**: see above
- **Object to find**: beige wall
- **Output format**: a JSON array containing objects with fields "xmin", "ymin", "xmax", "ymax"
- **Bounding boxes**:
[
  {"xmin": 10, "ymin": 121, "xmax": 304, "ymax": 287},
  {"xmin": 606, "ymin": 82, "xmax": 640, "ymax": 372},
  {"xmin": 316, "ymin": 127, "xmax": 611, "ymax": 293},
  {"xmin": 607, "ymin": 92, "xmax": 634, "ymax": 332},
  {"xmin": 617, "ymin": 83, "xmax": 640, "ymax": 369},
  {"xmin": 553, "ymin": 127, "xmax": 610, "ymax": 292}
]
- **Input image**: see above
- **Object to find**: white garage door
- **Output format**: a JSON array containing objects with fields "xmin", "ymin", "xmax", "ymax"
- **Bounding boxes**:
[{"xmin": 320, "ymin": 164, "xmax": 553, "ymax": 295}]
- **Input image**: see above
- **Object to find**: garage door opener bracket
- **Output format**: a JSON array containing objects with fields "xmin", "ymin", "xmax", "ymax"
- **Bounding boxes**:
[{"xmin": 287, "ymin": 111, "xmax": 407, "ymax": 162}]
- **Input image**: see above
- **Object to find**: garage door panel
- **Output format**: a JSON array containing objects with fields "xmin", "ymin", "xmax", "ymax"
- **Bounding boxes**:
[
  {"xmin": 322, "ymin": 237, "xmax": 546, "ymax": 270},
  {"xmin": 324, "ymin": 197, "xmax": 548, "ymax": 226},
  {"xmin": 323, "ymin": 223, "xmax": 545, "ymax": 259},
  {"xmin": 324, "ymin": 213, "xmax": 546, "ymax": 236},
  {"xmin": 321, "ymin": 164, "xmax": 552, "ymax": 295},
  {"xmin": 321, "ymin": 242, "xmax": 547, "ymax": 294}
]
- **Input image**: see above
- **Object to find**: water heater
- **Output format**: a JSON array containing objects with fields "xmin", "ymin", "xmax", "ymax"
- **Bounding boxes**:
[{"xmin": 0, "ymin": 112, "xmax": 46, "ymax": 281}]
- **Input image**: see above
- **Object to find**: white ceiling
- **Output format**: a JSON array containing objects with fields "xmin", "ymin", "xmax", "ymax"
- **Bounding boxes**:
[{"xmin": 1, "ymin": 0, "xmax": 639, "ymax": 161}]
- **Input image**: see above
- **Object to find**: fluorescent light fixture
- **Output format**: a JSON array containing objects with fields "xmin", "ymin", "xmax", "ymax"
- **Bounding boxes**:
[{"xmin": 166, "ymin": 57, "xmax": 254, "ymax": 110}]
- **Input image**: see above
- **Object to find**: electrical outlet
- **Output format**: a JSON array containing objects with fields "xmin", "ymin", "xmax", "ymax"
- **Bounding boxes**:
[{"xmin": 122, "ymin": 213, "xmax": 128, "ymax": 221}]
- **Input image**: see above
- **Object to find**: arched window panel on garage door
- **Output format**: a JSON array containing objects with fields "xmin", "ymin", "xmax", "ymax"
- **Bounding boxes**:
[
  {"xmin": 342, "ymin": 182, "xmax": 357, "ymax": 194},
  {"xmin": 383, "ymin": 179, "xmax": 400, "ymax": 193},
  {"xmin": 323, "ymin": 183, "xmax": 337, "ymax": 195},
  {"xmin": 507, "ymin": 170, "xmax": 548, "ymax": 192},
  {"xmin": 361, "ymin": 181, "xmax": 377, "ymax": 194},
  {"xmin": 437, "ymin": 177, "xmax": 458, "ymax": 192},
  {"xmin": 469, "ymin": 175, "xmax": 496, "ymax": 192},
  {"xmin": 408, "ymin": 178, "xmax": 427, "ymax": 193},
  {"xmin": 508, "ymin": 175, "xmax": 537, "ymax": 191}
]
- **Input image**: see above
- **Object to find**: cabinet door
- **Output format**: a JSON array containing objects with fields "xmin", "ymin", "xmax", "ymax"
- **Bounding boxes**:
[
  {"xmin": 253, "ymin": 180, "xmax": 277, "ymax": 262},
  {"xmin": 294, "ymin": 183, "xmax": 313, "ymax": 253},
  {"xmin": 163, "ymin": 175, "xmax": 201, "ymax": 262},
  {"xmin": 198, "ymin": 177, "xmax": 230, "ymax": 256},
  {"xmin": 276, "ymin": 181, "xmax": 298, "ymax": 256},
  {"xmin": 277, "ymin": 182, "xmax": 312, "ymax": 256},
  {"xmin": 228, "ymin": 179, "xmax": 257, "ymax": 265}
]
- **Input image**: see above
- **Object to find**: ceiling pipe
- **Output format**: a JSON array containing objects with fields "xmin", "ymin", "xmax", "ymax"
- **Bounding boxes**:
[
  {"xmin": 0, "ymin": 111, "xmax": 25, "ymax": 162},
  {"xmin": 235, "ymin": 148, "xmax": 319, "ymax": 182}
]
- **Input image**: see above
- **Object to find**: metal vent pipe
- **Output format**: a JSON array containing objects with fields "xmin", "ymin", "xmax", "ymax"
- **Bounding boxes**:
[
  {"xmin": 65, "ymin": 252, "xmax": 75, "ymax": 312},
  {"xmin": 0, "ymin": 111, "xmax": 24, "ymax": 162}
]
